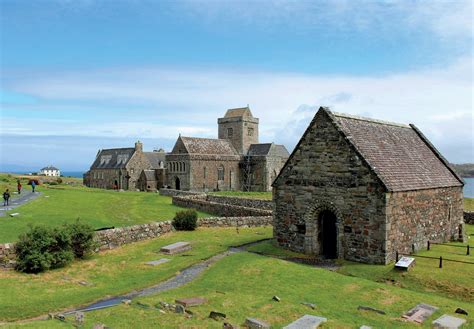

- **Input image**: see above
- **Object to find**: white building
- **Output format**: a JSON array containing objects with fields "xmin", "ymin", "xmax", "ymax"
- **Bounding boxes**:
[{"xmin": 40, "ymin": 165, "xmax": 61, "ymax": 177}]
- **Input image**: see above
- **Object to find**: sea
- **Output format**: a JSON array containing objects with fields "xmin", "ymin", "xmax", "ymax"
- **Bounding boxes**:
[{"xmin": 3, "ymin": 171, "xmax": 474, "ymax": 197}]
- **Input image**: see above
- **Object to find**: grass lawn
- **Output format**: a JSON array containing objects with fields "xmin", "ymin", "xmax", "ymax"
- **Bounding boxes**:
[
  {"xmin": 464, "ymin": 198, "xmax": 474, "ymax": 211},
  {"xmin": 248, "ymin": 225, "xmax": 474, "ymax": 303},
  {"xmin": 0, "ymin": 227, "xmax": 272, "ymax": 322},
  {"xmin": 0, "ymin": 179, "xmax": 211, "ymax": 243},
  {"xmin": 209, "ymin": 191, "xmax": 272, "ymax": 200},
  {"xmin": 21, "ymin": 252, "xmax": 472, "ymax": 329}
]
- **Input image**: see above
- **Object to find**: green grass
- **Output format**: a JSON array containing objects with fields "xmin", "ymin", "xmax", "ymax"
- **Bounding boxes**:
[
  {"xmin": 23, "ymin": 252, "xmax": 472, "ymax": 329},
  {"xmin": 248, "ymin": 226, "xmax": 474, "ymax": 303},
  {"xmin": 0, "ymin": 227, "xmax": 272, "ymax": 322},
  {"xmin": 464, "ymin": 198, "xmax": 474, "ymax": 211},
  {"xmin": 209, "ymin": 191, "xmax": 272, "ymax": 200},
  {"xmin": 0, "ymin": 178, "xmax": 211, "ymax": 243}
]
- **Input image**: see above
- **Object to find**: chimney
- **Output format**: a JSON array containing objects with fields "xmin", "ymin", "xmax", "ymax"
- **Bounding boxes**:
[{"xmin": 135, "ymin": 141, "xmax": 143, "ymax": 153}]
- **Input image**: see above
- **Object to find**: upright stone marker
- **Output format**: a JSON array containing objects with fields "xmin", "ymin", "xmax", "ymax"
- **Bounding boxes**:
[
  {"xmin": 160, "ymin": 242, "xmax": 192, "ymax": 255},
  {"xmin": 283, "ymin": 315, "xmax": 327, "ymax": 329},
  {"xmin": 432, "ymin": 314, "xmax": 466, "ymax": 328}
]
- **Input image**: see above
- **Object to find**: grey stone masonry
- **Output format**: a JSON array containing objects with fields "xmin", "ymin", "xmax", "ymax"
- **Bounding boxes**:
[
  {"xmin": 0, "ymin": 243, "xmax": 16, "ymax": 269},
  {"xmin": 206, "ymin": 195, "xmax": 272, "ymax": 210},
  {"xmin": 159, "ymin": 188, "xmax": 206, "ymax": 198},
  {"xmin": 172, "ymin": 195, "xmax": 272, "ymax": 217},
  {"xmin": 198, "ymin": 216, "xmax": 272, "ymax": 227},
  {"xmin": 464, "ymin": 211, "xmax": 474, "ymax": 224}
]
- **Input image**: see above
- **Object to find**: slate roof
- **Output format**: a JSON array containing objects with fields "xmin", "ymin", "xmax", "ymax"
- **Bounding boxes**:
[
  {"xmin": 248, "ymin": 143, "xmax": 290, "ymax": 158},
  {"xmin": 330, "ymin": 110, "xmax": 463, "ymax": 191},
  {"xmin": 179, "ymin": 136, "xmax": 239, "ymax": 155},
  {"xmin": 41, "ymin": 165, "xmax": 59, "ymax": 171},
  {"xmin": 142, "ymin": 170, "xmax": 156, "ymax": 181},
  {"xmin": 144, "ymin": 152, "xmax": 166, "ymax": 169},
  {"xmin": 224, "ymin": 106, "xmax": 253, "ymax": 118},
  {"xmin": 90, "ymin": 148, "xmax": 135, "ymax": 169}
]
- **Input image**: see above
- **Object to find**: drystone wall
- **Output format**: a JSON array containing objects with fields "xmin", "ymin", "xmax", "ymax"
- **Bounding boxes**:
[
  {"xmin": 0, "ymin": 215, "xmax": 272, "ymax": 270},
  {"xmin": 159, "ymin": 188, "xmax": 206, "ymax": 197},
  {"xmin": 0, "ymin": 243, "xmax": 16, "ymax": 269},
  {"xmin": 205, "ymin": 195, "xmax": 273, "ymax": 210},
  {"xmin": 172, "ymin": 195, "xmax": 272, "ymax": 217},
  {"xmin": 198, "ymin": 216, "xmax": 272, "ymax": 227},
  {"xmin": 465, "ymin": 211, "xmax": 474, "ymax": 224}
]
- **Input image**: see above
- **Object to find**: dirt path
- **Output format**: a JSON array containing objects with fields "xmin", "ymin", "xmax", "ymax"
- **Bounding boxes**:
[{"xmin": 0, "ymin": 191, "xmax": 41, "ymax": 217}]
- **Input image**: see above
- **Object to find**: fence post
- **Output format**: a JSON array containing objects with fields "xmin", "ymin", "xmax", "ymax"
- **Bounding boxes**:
[
  {"xmin": 427, "ymin": 241, "xmax": 430, "ymax": 251},
  {"xmin": 412, "ymin": 244, "xmax": 415, "ymax": 254},
  {"xmin": 396, "ymin": 251, "xmax": 399, "ymax": 262},
  {"xmin": 439, "ymin": 256, "xmax": 443, "ymax": 268},
  {"xmin": 467, "ymin": 245, "xmax": 470, "ymax": 256}
]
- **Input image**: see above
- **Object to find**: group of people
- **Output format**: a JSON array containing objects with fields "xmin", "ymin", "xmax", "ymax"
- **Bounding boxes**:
[{"xmin": 2, "ymin": 180, "xmax": 36, "ymax": 207}]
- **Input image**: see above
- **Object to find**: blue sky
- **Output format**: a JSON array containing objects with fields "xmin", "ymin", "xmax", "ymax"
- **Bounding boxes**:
[{"xmin": 1, "ymin": 0, "xmax": 473, "ymax": 171}]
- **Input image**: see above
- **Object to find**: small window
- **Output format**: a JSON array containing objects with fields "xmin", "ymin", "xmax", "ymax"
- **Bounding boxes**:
[
  {"xmin": 218, "ymin": 166, "xmax": 225, "ymax": 180},
  {"xmin": 227, "ymin": 128, "xmax": 233, "ymax": 138},
  {"xmin": 248, "ymin": 128, "xmax": 254, "ymax": 136},
  {"xmin": 130, "ymin": 168, "xmax": 134, "ymax": 174},
  {"xmin": 203, "ymin": 167, "xmax": 207, "ymax": 179}
]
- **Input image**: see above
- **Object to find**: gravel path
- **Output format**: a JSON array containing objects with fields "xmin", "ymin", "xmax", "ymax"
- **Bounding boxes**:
[{"xmin": 0, "ymin": 191, "xmax": 41, "ymax": 217}]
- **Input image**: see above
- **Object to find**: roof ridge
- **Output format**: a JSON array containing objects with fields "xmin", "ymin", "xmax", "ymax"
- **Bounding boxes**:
[{"xmin": 331, "ymin": 111, "xmax": 410, "ymax": 128}]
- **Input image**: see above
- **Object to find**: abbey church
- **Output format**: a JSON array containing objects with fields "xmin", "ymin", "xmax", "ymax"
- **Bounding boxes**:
[{"xmin": 84, "ymin": 107, "xmax": 289, "ymax": 192}]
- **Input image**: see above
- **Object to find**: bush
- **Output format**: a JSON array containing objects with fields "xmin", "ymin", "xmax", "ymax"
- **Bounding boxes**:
[
  {"xmin": 15, "ymin": 221, "xmax": 96, "ymax": 273},
  {"xmin": 65, "ymin": 220, "xmax": 96, "ymax": 258},
  {"xmin": 172, "ymin": 210, "xmax": 198, "ymax": 231},
  {"xmin": 15, "ymin": 226, "xmax": 73, "ymax": 273},
  {"xmin": 56, "ymin": 177, "xmax": 63, "ymax": 184}
]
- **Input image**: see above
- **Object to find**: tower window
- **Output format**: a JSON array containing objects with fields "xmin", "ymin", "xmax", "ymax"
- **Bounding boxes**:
[
  {"xmin": 248, "ymin": 128, "xmax": 254, "ymax": 136},
  {"xmin": 218, "ymin": 166, "xmax": 225, "ymax": 180},
  {"xmin": 227, "ymin": 128, "xmax": 233, "ymax": 138}
]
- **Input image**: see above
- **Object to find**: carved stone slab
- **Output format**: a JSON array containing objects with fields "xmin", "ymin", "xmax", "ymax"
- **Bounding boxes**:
[
  {"xmin": 160, "ymin": 242, "xmax": 191, "ymax": 255},
  {"xmin": 175, "ymin": 297, "xmax": 207, "ymax": 307},
  {"xmin": 432, "ymin": 314, "xmax": 466, "ymax": 329},
  {"xmin": 145, "ymin": 258, "xmax": 170, "ymax": 266},
  {"xmin": 402, "ymin": 303, "xmax": 438, "ymax": 323},
  {"xmin": 283, "ymin": 315, "xmax": 327, "ymax": 329},
  {"xmin": 395, "ymin": 257, "xmax": 415, "ymax": 270}
]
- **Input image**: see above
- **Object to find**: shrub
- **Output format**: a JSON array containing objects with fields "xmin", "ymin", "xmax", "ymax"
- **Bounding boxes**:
[
  {"xmin": 65, "ymin": 220, "xmax": 96, "ymax": 258},
  {"xmin": 172, "ymin": 210, "xmax": 198, "ymax": 231},
  {"xmin": 56, "ymin": 177, "xmax": 63, "ymax": 184},
  {"xmin": 15, "ymin": 221, "xmax": 96, "ymax": 273},
  {"xmin": 15, "ymin": 226, "xmax": 73, "ymax": 273}
]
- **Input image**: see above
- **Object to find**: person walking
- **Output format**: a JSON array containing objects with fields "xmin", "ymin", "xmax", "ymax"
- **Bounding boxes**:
[
  {"xmin": 31, "ymin": 180, "xmax": 36, "ymax": 193},
  {"xmin": 3, "ymin": 189, "xmax": 10, "ymax": 206},
  {"xmin": 17, "ymin": 181, "xmax": 22, "ymax": 195}
]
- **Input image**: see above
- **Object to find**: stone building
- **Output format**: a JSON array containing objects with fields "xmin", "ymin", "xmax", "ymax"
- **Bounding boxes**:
[
  {"xmin": 84, "ymin": 142, "xmax": 166, "ymax": 191},
  {"xmin": 166, "ymin": 107, "xmax": 289, "ymax": 191},
  {"xmin": 273, "ymin": 107, "xmax": 464, "ymax": 264}
]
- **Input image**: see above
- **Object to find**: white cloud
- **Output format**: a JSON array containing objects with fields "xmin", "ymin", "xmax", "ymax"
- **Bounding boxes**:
[{"xmin": 2, "ymin": 55, "xmax": 473, "ymax": 163}]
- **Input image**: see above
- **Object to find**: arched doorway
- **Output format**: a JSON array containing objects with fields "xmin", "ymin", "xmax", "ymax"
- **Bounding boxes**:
[
  {"xmin": 175, "ymin": 177, "xmax": 181, "ymax": 190},
  {"xmin": 318, "ymin": 210, "xmax": 338, "ymax": 259}
]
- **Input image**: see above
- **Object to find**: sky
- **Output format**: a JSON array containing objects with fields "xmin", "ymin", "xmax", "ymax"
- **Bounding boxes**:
[{"xmin": 0, "ymin": 0, "xmax": 473, "ymax": 171}]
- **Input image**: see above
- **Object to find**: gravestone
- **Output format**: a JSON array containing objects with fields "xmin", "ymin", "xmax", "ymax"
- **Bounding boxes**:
[
  {"xmin": 283, "ymin": 315, "xmax": 327, "ymax": 329},
  {"xmin": 160, "ymin": 242, "xmax": 192, "ymax": 255},
  {"xmin": 75, "ymin": 311, "xmax": 85, "ymax": 325},
  {"xmin": 175, "ymin": 297, "xmax": 207, "ymax": 307},
  {"xmin": 395, "ymin": 257, "xmax": 415, "ymax": 271},
  {"xmin": 432, "ymin": 315, "xmax": 466, "ymax": 328},
  {"xmin": 10, "ymin": 213, "xmax": 20, "ymax": 217},
  {"xmin": 245, "ymin": 317, "xmax": 270, "ymax": 329},
  {"xmin": 402, "ymin": 303, "xmax": 438, "ymax": 323},
  {"xmin": 360, "ymin": 326, "xmax": 372, "ymax": 329},
  {"xmin": 145, "ymin": 258, "xmax": 170, "ymax": 266}
]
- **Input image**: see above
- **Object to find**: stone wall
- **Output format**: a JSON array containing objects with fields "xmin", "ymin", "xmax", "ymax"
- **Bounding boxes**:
[
  {"xmin": 206, "ymin": 195, "xmax": 273, "ymax": 210},
  {"xmin": 198, "ymin": 216, "xmax": 272, "ymax": 227},
  {"xmin": 386, "ymin": 187, "xmax": 464, "ymax": 261},
  {"xmin": 0, "ymin": 215, "xmax": 272, "ymax": 270},
  {"xmin": 273, "ymin": 110, "xmax": 388, "ymax": 264},
  {"xmin": 95, "ymin": 221, "xmax": 173, "ymax": 251},
  {"xmin": 464, "ymin": 211, "xmax": 474, "ymax": 224},
  {"xmin": 0, "ymin": 243, "xmax": 16, "ymax": 269},
  {"xmin": 172, "ymin": 195, "xmax": 272, "ymax": 217},
  {"xmin": 159, "ymin": 188, "xmax": 206, "ymax": 197}
]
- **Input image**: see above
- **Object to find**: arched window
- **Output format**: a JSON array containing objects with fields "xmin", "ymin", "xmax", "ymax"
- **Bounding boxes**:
[
  {"xmin": 217, "ymin": 165, "xmax": 225, "ymax": 181},
  {"xmin": 183, "ymin": 162, "xmax": 186, "ymax": 172},
  {"xmin": 203, "ymin": 167, "xmax": 207, "ymax": 179}
]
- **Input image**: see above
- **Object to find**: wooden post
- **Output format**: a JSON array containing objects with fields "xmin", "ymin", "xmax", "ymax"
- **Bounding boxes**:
[
  {"xmin": 412, "ymin": 244, "xmax": 415, "ymax": 254},
  {"xmin": 427, "ymin": 241, "xmax": 430, "ymax": 251},
  {"xmin": 396, "ymin": 251, "xmax": 399, "ymax": 262},
  {"xmin": 439, "ymin": 256, "xmax": 443, "ymax": 268},
  {"xmin": 467, "ymin": 245, "xmax": 470, "ymax": 256}
]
